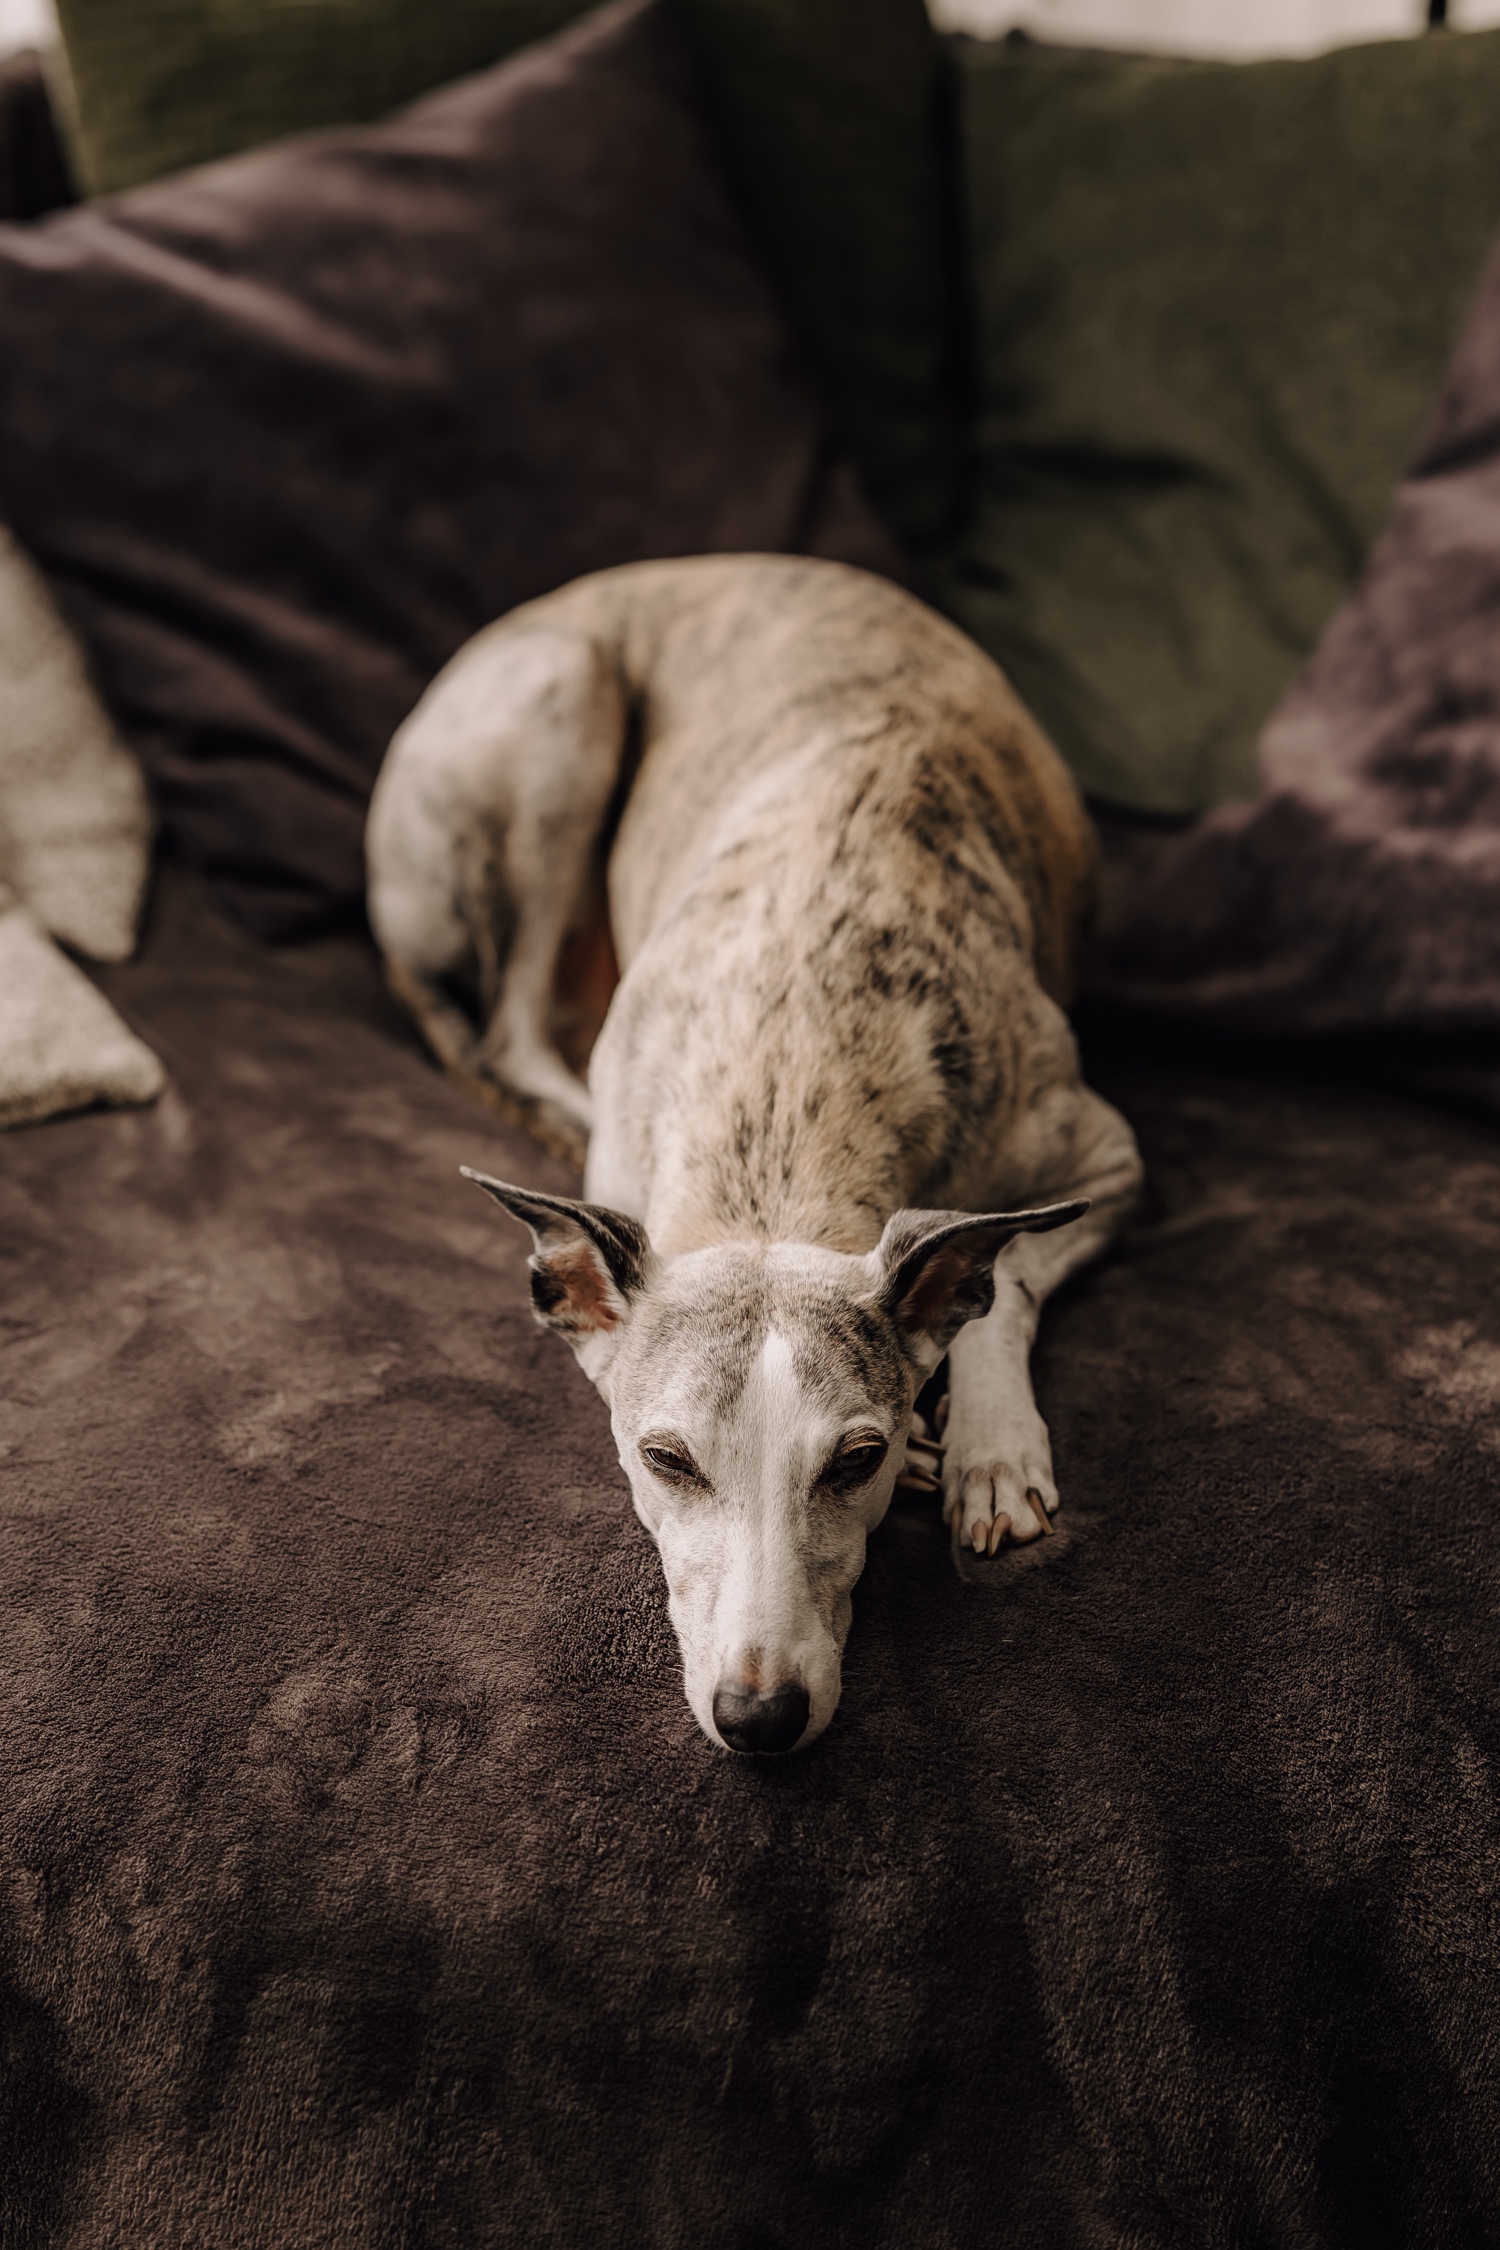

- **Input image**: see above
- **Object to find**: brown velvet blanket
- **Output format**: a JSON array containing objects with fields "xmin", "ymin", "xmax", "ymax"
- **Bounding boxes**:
[{"xmin": 2, "ymin": 871, "xmax": 1497, "ymax": 2246}]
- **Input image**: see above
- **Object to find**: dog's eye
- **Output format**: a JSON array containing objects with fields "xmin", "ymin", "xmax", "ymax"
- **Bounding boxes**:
[
  {"xmin": 640, "ymin": 1441, "xmax": 707, "ymax": 1488},
  {"xmin": 819, "ymin": 1438, "xmax": 888, "ymax": 1492}
]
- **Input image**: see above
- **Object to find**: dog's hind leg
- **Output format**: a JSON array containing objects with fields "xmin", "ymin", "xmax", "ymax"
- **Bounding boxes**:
[
  {"xmin": 367, "ymin": 625, "xmax": 627, "ymax": 1164},
  {"xmin": 942, "ymin": 1083, "xmax": 1142, "ymax": 1557}
]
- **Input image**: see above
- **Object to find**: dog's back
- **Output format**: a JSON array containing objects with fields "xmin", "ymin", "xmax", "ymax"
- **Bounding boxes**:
[
  {"xmin": 505, "ymin": 558, "xmax": 1098, "ymax": 1253},
  {"xmin": 369, "ymin": 555, "xmax": 1100, "ymax": 1242},
  {"xmin": 524, "ymin": 555, "xmax": 1094, "ymax": 1009}
]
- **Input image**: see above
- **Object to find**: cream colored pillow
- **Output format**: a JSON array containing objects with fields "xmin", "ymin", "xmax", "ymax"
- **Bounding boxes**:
[
  {"xmin": 0, "ymin": 526, "xmax": 163, "ymax": 1127},
  {"xmin": 0, "ymin": 524, "xmax": 154, "ymax": 961},
  {"xmin": 0, "ymin": 882, "xmax": 163, "ymax": 1129}
]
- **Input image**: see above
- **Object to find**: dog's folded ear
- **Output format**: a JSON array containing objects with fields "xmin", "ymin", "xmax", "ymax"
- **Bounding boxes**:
[
  {"xmin": 460, "ymin": 1169, "xmax": 654, "ymax": 1342},
  {"xmin": 867, "ymin": 1201, "xmax": 1090, "ymax": 1361}
]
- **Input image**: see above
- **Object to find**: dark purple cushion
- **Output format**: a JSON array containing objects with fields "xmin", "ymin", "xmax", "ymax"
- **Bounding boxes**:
[
  {"xmin": 1089, "ymin": 224, "xmax": 1500, "ymax": 1040},
  {"xmin": 0, "ymin": 0, "xmax": 896, "ymax": 938}
]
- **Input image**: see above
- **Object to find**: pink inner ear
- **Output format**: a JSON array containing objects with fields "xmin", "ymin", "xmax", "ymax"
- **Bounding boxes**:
[
  {"xmin": 549, "ymin": 1239, "xmax": 621, "ymax": 1332},
  {"xmin": 896, "ymin": 1237, "xmax": 979, "ymax": 1335}
]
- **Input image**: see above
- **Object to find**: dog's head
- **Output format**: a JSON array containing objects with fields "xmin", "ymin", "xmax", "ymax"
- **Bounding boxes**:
[{"xmin": 463, "ymin": 1169, "xmax": 1083, "ymax": 1754}]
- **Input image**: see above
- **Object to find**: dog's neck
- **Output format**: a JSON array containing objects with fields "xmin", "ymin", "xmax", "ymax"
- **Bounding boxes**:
[
  {"xmin": 644, "ymin": 1174, "xmax": 882, "ymax": 1262},
  {"xmin": 635, "ymin": 1046, "xmax": 948, "ymax": 1262},
  {"xmin": 596, "ymin": 684, "xmax": 1016, "ymax": 1264}
]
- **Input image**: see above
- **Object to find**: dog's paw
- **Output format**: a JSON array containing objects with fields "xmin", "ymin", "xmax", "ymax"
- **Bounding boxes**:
[{"xmin": 941, "ymin": 1417, "xmax": 1058, "ymax": 1556}]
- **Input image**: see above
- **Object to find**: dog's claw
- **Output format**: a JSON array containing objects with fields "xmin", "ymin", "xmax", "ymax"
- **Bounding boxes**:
[
  {"xmin": 900, "ymin": 1416, "xmax": 945, "ymax": 1500},
  {"xmin": 944, "ymin": 1456, "xmax": 1059, "ymax": 1566},
  {"xmin": 944, "ymin": 1424, "xmax": 1060, "ymax": 1565}
]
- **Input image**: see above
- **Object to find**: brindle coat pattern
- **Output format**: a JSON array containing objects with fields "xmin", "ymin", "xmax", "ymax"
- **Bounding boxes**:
[{"xmin": 367, "ymin": 556, "xmax": 1142, "ymax": 1750}]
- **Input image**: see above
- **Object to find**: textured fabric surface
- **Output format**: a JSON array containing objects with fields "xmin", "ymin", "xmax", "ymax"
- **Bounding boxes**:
[
  {"xmin": 1090, "ymin": 223, "xmax": 1500, "ymax": 1041},
  {"xmin": 932, "ymin": 28, "xmax": 1500, "ymax": 815},
  {"xmin": 669, "ymin": 0, "xmax": 962, "ymax": 551},
  {"xmin": 0, "ymin": 0, "xmax": 898, "ymax": 942},
  {"xmin": 50, "ymin": 0, "xmax": 593, "ymax": 193},
  {"xmin": 1, "ymin": 870, "xmax": 1496, "ymax": 2245}
]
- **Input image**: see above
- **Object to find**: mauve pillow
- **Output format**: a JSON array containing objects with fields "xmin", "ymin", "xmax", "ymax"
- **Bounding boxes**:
[
  {"xmin": 0, "ymin": 0, "xmax": 897, "ymax": 938},
  {"xmin": 1089, "ymin": 224, "xmax": 1500, "ymax": 1039}
]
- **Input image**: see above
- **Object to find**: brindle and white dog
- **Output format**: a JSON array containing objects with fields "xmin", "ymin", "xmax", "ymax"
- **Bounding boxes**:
[{"xmin": 366, "ymin": 555, "xmax": 1141, "ymax": 1755}]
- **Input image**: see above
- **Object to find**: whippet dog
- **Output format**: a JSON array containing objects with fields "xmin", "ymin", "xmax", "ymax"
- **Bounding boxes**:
[{"xmin": 366, "ymin": 557, "xmax": 1141, "ymax": 1755}]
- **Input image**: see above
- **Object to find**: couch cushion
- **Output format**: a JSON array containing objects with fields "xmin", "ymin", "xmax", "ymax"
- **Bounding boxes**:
[
  {"xmin": 50, "ymin": 0, "xmax": 594, "ymax": 194},
  {"xmin": 669, "ymin": 0, "xmax": 961, "ymax": 551},
  {"xmin": 932, "ymin": 27, "xmax": 1500, "ymax": 816},
  {"xmin": 0, "ymin": 519, "xmax": 163, "ymax": 1131},
  {"xmin": 1087, "ymin": 220, "xmax": 1500, "ymax": 1040},
  {"xmin": 0, "ymin": 0, "xmax": 897, "ymax": 940},
  {"xmin": 0, "ymin": 523, "xmax": 151, "ymax": 964},
  {"xmin": 0, "ymin": 882, "xmax": 163, "ymax": 1128},
  {"xmin": 2, "ymin": 870, "xmax": 1497, "ymax": 2242}
]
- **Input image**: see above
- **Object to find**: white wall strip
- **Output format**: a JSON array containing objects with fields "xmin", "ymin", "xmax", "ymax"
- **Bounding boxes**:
[{"xmin": 928, "ymin": 0, "xmax": 1500, "ymax": 59}]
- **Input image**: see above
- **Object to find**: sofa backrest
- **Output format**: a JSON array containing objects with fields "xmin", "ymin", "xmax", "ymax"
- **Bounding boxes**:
[{"xmin": 49, "ymin": 0, "xmax": 597, "ymax": 194}]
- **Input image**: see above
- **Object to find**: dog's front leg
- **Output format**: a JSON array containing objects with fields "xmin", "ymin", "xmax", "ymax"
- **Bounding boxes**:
[
  {"xmin": 942, "ymin": 1271, "xmax": 1058, "ymax": 1553},
  {"xmin": 943, "ymin": 1090, "xmax": 1141, "ymax": 1556}
]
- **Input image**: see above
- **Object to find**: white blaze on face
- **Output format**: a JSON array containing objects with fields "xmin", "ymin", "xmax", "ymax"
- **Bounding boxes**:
[
  {"xmin": 714, "ymin": 1325, "xmax": 813, "ymax": 1654},
  {"xmin": 650, "ymin": 1322, "xmax": 875, "ymax": 1750}
]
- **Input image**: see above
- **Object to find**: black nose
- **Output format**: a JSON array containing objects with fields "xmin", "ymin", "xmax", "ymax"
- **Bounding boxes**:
[{"xmin": 712, "ymin": 1680, "xmax": 811, "ymax": 1756}]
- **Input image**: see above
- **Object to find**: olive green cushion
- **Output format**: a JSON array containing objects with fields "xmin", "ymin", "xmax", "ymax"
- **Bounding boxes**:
[
  {"xmin": 52, "ymin": 0, "xmax": 595, "ymax": 194},
  {"xmin": 931, "ymin": 29, "xmax": 1500, "ymax": 815},
  {"xmin": 668, "ymin": 0, "xmax": 961, "ymax": 551}
]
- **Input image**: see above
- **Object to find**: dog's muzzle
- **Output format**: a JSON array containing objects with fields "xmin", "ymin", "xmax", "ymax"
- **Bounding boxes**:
[{"xmin": 712, "ymin": 1680, "xmax": 811, "ymax": 1756}]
